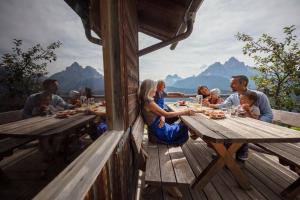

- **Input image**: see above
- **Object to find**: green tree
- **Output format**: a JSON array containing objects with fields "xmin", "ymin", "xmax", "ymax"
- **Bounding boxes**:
[
  {"xmin": 236, "ymin": 25, "xmax": 300, "ymax": 111},
  {"xmin": 0, "ymin": 39, "xmax": 61, "ymax": 111}
]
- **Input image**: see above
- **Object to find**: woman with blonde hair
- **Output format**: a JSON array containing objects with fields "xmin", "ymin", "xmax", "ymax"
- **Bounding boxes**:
[{"xmin": 139, "ymin": 79, "xmax": 194, "ymax": 145}]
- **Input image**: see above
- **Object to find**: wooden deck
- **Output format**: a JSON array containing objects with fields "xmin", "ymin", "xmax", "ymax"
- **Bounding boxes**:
[{"xmin": 142, "ymin": 139, "xmax": 300, "ymax": 200}]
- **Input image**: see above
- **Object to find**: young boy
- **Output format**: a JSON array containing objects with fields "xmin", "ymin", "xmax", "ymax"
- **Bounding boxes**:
[
  {"xmin": 31, "ymin": 93, "xmax": 52, "ymax": 117},
  {"xmin": 239, "ymin": 90, "xmax": 260, "ymax": 119}
]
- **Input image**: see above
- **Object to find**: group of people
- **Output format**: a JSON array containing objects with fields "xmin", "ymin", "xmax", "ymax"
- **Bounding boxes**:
[
  {"xmin": 139, "ymin": 75, "xmax": 273, "ymax": 162},
  {"xmin": 22, "ymin": 79, "xmax": 107, "ymax": 140}
]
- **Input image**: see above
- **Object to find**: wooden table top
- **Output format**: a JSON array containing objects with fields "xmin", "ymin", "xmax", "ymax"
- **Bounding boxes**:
[
  {"xmin": 167, "ymin": 103, "xmax": 300, "ymax": 143},
  {"xmin": 0, "ymin": 106, "xmax": 106, "ymax": 138}
]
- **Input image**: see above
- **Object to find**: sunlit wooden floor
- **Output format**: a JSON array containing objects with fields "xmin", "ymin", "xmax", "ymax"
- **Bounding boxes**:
[{"xmin": 141, "ymin": 147, "xmax": 300, "ymax": 200}]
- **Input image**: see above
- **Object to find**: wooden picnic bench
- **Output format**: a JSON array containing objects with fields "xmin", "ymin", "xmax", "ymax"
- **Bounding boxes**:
[
  {"xmin": 166, "ymin": 103, "xmax": 300, "ymax": 197},
  {"xmin": 0, "ymin": 109, "xmax": 35, "ymax": 161},
  {"xmin": 255, "ymin": 109, "xmax": 300, "ymax": 199},
  {"xmin": 0, "ymin": 106, "xmax": 106, "ymax": 162}
]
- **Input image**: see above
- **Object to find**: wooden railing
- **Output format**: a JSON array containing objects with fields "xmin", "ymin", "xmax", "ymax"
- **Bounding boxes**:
[{"xmin": 34, "ymin": 130, "xmax": 123, "ymax": 200}]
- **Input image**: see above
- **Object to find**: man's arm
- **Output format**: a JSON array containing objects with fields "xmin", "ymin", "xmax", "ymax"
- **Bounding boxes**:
[
  {"xmin": 54, "ymin": 95, "xmax": 75, "ymax": 109},
  {"xmin": 166, "ymin": 92, "xmax": 185, "ymax": 97},
  {"xmin": 209, "ymin": 94, "xmax": 234, "ymax": 109}
]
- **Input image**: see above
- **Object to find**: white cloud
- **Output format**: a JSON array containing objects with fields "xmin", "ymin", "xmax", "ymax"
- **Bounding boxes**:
[
  {"xmin": 0, "ymin": 0, "xmax": 299, "ymax": 80},
  {"xmin": 139, "ymin": 0, "xmax": 300, "ymax": 80}
]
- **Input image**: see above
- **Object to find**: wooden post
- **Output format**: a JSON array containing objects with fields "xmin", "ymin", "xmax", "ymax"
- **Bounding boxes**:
[{"xmin": 100, "ymin": 0, "xmax": 125, "ymax": 131}]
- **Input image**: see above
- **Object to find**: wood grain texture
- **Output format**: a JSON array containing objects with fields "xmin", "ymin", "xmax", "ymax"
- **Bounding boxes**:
[
  {"xmin": 34, "ymin": 131, "xmax": 123, "ymax": 200},
  {"xmin": 273, "ymin": 109, "xmax": 300, "ymax": 127},
  {"xmin": 167, "ymin": 103, "xmax": 300, "ymax": 143}
]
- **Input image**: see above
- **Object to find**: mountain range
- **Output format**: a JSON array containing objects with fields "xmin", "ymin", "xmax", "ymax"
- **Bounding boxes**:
[
  {"xmin": 165, "ymin": 57, "xmax": 258, "ymax": 93},
  {"xmin": 49, "ymin": 62, "xmax": 105, "ymax": 95},
  {"xmin": 49, "ymin": 57, "xmax": 257, "ymax": 95}
]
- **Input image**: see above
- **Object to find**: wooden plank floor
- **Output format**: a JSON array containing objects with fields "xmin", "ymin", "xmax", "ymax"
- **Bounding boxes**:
[{"xmin": 142, "ymin": 140, "xmax": 300, "ymax": 200}]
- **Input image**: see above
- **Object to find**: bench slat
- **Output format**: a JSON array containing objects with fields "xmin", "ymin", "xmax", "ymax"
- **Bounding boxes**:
[
  {"xmin": 145, "ymin": 142, "xmax": 162, "ymax": 184},
  {"xmin": 256, "ymin": 143, "xmax": 300, "ymax": 168},
  {"xmin": 158, "ymin": 145, "xmax": 177, "ymax": 184},
  {"xmin": 273, "ymin": 109, "xmax": 300, "ymax": 127},
  {"xmin": 131, "ymin": 115, "xmax": 144, "ymax": 154},
  {"xmin": 168, "ymin": 145, "xmax": 195, "ymax": 185}
]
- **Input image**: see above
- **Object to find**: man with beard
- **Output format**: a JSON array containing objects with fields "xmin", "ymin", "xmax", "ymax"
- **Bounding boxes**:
[{"xmin": 209, "ymin": 75, "xmax": 273, "ymax": 161}]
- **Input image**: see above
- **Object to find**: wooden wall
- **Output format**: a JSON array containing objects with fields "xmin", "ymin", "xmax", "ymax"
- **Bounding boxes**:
[
  {"xmin": 120, "ymin": 0, "xmax": 140, "ymax": 128},
  {"xmin": 35, "ymin": 0, "xmax": 141, "ymax": 199}
]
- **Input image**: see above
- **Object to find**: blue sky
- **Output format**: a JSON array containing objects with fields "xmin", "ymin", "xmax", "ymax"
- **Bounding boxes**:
[{"xmin": 0, "ymin": 0, "xmax": 300, "ymax": 80}]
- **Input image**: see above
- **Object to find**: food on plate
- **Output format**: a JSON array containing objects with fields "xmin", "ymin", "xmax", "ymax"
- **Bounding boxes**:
[
  {"xmin": 208, "ymin": 111, "xmax": 226, "ymax": 119},
  {"xmin": 177, "ymin": 100, "xmax": 187, "ymax": 106},
  {"xmin": 75, "ymin": 107, "xmax": 87, "ymax": 112},
  {"xmin": 55, "ymin": 111, "xmax": 69, "ymax": 118},
  {"xmin": 67, "ymin": 110, "xmax": 77, "ymax": 115}
]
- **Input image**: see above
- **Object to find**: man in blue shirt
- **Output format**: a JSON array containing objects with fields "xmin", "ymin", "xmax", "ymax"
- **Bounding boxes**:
[
  {"xmin": 23, "ymin": 79, "xmax": 75, "ymax": 118},
  {"xmin": 209, "ymin": 75, "xmax": 273, "ymax": 161}
]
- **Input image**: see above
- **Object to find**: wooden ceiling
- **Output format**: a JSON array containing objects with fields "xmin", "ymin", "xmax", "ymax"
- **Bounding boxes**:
[{"xmin": 64, "ymin": 0, "xmax": 203, "ymax": 42}]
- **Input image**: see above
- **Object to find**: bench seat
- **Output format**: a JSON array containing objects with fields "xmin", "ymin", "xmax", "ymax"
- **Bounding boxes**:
[
  {"xmin": 0, "ymin": 137, "xmax": 34, "ymax": 160},
  {"xmin": 255, "ymin": 143, "xmax": 300, "ymax": 171},
  {"xmin": 144, "ymin": 135, "xmax": 196, "ymax": 186}
]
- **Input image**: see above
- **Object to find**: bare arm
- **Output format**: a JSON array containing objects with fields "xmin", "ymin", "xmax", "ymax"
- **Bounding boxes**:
[
  {"xmin": 167, "ymin": 92, "xmax": 185, "ymax": 97},
  {"xmin": 148, "ymin": 101, "xmax": 192, "ymax": 118}
]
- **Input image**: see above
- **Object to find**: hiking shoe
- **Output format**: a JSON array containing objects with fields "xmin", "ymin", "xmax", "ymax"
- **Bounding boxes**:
[{"xmin": 236, "ymin": 151, "xmax": 249, "ymax": 161}]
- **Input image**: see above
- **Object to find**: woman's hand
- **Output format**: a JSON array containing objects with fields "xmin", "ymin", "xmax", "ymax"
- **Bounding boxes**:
[
  {"xmin": 158, "ymin": 116, "xmax": 165, "ymax": 128},
  {"xmin": 84, "ymin": 108, "xmax": 96, "ymax": 115},
  {"xmin": 184, "ymin": 109, "xmax": 195, "ymax": 116}
]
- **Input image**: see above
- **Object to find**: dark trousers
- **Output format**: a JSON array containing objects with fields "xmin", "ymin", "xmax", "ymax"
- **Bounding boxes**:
[{"xmin": 236, "ymin": 143, "xmax": 249, "ymax": 157}]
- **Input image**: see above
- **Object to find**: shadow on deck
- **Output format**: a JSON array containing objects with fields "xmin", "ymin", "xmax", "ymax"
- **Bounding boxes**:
[
  {"xmin": 0, "ymin": 138, "xmax": 92, "ymax": 199},
  {"xmin": 141, "ymin": 141, "xmax": 300, "ymax": 200}
]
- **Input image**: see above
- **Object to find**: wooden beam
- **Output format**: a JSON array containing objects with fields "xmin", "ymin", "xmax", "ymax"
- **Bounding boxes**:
[{"xmin": 101, "ymin": 0, "xmax": 125, "ymax": 130}]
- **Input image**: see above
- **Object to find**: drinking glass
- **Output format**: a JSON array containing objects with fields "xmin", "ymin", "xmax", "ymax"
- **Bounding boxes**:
[
  {"xmin": 196, "ymin": 95, "xmax": 203, "ymax": 108},
  {"xmin": 225, "ymin": 105, "xmax": 232, "ymax": 117},
  {"xmin": 80, "ymin": 96, "xmax": 87, "ymax": 107},
  {"xmin": 231, "ymin": 105, "xmax": 237, "ymax": 117}
]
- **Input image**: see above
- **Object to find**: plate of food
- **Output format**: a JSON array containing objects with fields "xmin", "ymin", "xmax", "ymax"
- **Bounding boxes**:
[
  {"xmin": 55, "ymin": 111, "xmax": 69, "ymax": 118},
  {"xmin": 208, "ymin": 111, "xmax": 226, "ymax": 119},
  {"xmin": 75, "ymin": 107, "xmax": 87, "ymax": 113},
  {"xmin": 177, "ymin": 100, "xmax": 187, "ymax": 106},
  {"xmin": 68, "ymin": 110, "xmax": 77, "ymax": 115}
]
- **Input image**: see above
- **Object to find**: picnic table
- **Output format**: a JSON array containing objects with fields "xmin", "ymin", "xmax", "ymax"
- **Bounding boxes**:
[
  {"xmin": 0, "ymin": 105, "xmax": 106, "ymax": 160},
  {"xmin": 167, "ymin": 102, "xmax": 300, "ymax": 195}
]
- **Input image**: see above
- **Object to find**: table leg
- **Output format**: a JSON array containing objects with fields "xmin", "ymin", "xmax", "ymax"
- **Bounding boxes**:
[
  {"xmin": 281, "ymin": 177, "xmax": 300, "ymax": 199},
  {"xmin": 192, "ymin": 142, "xmax": 251, "ymax": 190}
]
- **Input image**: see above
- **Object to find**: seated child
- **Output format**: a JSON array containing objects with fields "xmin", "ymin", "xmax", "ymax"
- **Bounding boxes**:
[
  {"xmin": 239, "ymin": 90, "xmax": 260, "ymax": 119},
  {"xmin": 235, "ymin": 90, "xmax": 260, "ymax": 162},
  {"xmin": 204, "ymin": 88, "xmax": 224, "ymax": 105},
  {"xmin": 31, "ymin": 93, "xmax": 52, "ymax": 117}
]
